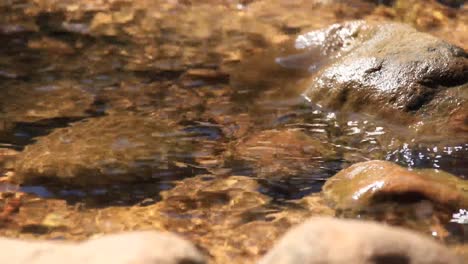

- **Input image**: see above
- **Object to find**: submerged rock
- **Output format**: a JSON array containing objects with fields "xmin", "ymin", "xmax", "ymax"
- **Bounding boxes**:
[
  {"xmin": 322, "ymin": 160, "xmax": 468, "ymax": 210},
  {"xmin": 259, "ymin": 217, "xmax": 462, "ymax": 264},
  {"xmin": 13, "ymin": 114, "xmax": 201, "ymax": 186},
  {"xmin": 0, "ymin": 80, "xmax": 94, "ymax": 123},
  {"xmin": 295, "ymin": 20, "xmax": 467, "ymax": 119},
  {"xmin": 0, "ymin": 231, "xmax": 206, "ymax": 264},
  {"xmin": 232, "ymin": 129, "xmax": 335, "ymax": 178},
  {"xmin": 155, "ymin": 175, "xmax": 333, "ymax": 264}
]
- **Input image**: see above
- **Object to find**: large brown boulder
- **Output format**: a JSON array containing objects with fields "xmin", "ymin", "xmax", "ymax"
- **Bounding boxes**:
[
  {"xmin": 292, "ymin": 20, "xmax": 467, "ymax": 126},
  {"xmin": 299, "ymin": 20, "xmax": 467, "ymax": 112}
]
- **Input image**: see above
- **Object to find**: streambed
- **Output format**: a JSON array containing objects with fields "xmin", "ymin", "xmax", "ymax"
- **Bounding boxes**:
[{"xmin": 0, "ymin": 0, "xmax": 467, "ymax": 263}]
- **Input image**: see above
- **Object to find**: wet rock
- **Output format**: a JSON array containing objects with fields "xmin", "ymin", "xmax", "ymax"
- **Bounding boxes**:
[
  {"xmin": 415, "ymin": 84, "xmax": 468, "ymax": 137},
  {"xmin": 232, "ymin": 129, "xmax": 335, "ymax": 178},
  {"xmin": 0, "ymin": 231, "xmax": 206, "ymax": 264},
  {"xmin": 259, "ymin": 217, "xmax": 462, "ymax": 264},
  {"xmin": 298, "ymin": 20, "xmax": 467, "ymax": 118},
  {"xmin": 0, "ymin": 80, "xmax": 94, "ymax": 123},
  {"xmin": 323, "ymin": 160, "xmax": 468, "ymax": 210},
  {"xmin": 13, "ymin": 114, "xmax": 201, "ymax": 186}
]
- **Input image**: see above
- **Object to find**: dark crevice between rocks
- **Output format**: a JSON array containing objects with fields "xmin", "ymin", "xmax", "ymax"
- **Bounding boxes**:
[
  {"xmin": 0, "ymin": 117, "xmax": 88, "ymax": 150},
  {"xmin": 0, "ymin": 95, "xmax": 107, "ymax": 148},
  {"xmin": 16, "ymin": 165, "xmax": 208, "ymax": 208},
  {"xmin": 404, "ymin": 85, "xmax": 438, "ymax": 112},
  {"xmin": 436, "ymin": 0, "xmax": 466, "ymax": 8},
  {"xmin": 403, "ymin": 69, "xmax": 468, "ymax": 111},
  {"xmin": 279, "ymin": 25, "xmax": 302, "ymax": 36},
  {"xmin": 336, "ymin": 86, "xmax": 351, "ymax": 108},
  {"xmin": 178, "ymin": 259, "xmax": 206, "ymax": 264},
  {"xmin": 420, "ymin": 72, "xmax": 468, "ymax": 91},
  {"xmin": 21, "ymin": 224, "xmax": 57, "ymax": 235},
  {"xmin": 133, "ymin": 70, "xmax": 186, "ymax": 83},
  {"xmin": 370, "ymin": 191, "xmax": 435, "ymax": 205},
  {"xmin": 35, "ymin": 10, "xmax": 137, "ymax": 46},
  {"xmin": 365, "ymin": 0, "xmax": 396, "ymax": 6},
  {"xmin": 18, "ymin": 181, "xmax": 168, "ymax": 209},
  {"xmin": 371, "ymin": 254, "xmax": 410, "ymax": 264},
  {"xmin": 180, "ymin": 120, "xmax": 225, "ymax": 141},
  {"xmin": 258, "ymin": 175, "xmax": 330, "ymax": 201},
  {"xmin": 222, "ymin": 158, "xmax": 256, "ymax": 177}
]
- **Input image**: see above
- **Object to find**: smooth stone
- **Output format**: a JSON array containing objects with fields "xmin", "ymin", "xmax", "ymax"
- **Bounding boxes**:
[
  {"xmin": 13, "ymin": 113, "xmax": 199, "ymax": 186},
  {"xmin": 322, "ymin": 160, "xmax": 468, "ymax": 210},
  {"xmin": 259, "ymin": 217, "xmax": 462, "ymax": 264},
  {"xmin": 0, "ymin": 231, "xmax": 206, "ymax": 264},
  {"xmin": 296, "ymin": 20, "xmax": 467, "ymax": 117}
]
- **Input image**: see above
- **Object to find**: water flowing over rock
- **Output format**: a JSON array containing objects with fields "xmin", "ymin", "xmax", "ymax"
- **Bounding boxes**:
[
  {"xmin": 322, "ymin": 160, "xmax": 468, "ymax": 210},
  {"xmin": 0, "ymin": 80, "xmax": 94, "ymax": 123},
  {"xmin": 233, "ymin": 129, "xmax": 335, "ymax": 178},
  {"xmin": 259, "ymin": 217, "xmax": 462, "ymax": 264},
  {"xmin": 13, "ymin": 114, "xmax": 202, "ymax": 186},
  {"xmin": 296, "ymin": 20, "xmax": 467, "ymax": 123},
  {"xmin": 0, "ymin": 231, "xmax": 206, "ymax": 264},
  {"xmin": 0, "ymin": 1, "xmax": 467, "ymax": 263}
]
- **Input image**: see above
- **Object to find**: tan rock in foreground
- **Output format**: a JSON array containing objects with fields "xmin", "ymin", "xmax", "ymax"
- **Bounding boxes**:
[
  {"xmin": 259, "ymin": 217, "xmax": 462, "ymax": 264},
  {"xmin": 0, "ymin": 231, "xmax": 206, "ymax": 264}
]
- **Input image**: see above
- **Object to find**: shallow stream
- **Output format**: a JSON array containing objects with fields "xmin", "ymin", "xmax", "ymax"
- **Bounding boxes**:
[{"xmin": 0, "ymin": 0, "xmax": 467, "ymax": 262}]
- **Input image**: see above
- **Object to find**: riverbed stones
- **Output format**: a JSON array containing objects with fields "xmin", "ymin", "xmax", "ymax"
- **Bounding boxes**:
[
  {"xmin": 13, "ymin": 114, "xmax": 200, "ymax": 186},
  {"xmin": 232, "ymin": 129, "xmax": 335, "ymax": 178},
  {"xmin": 299, "ymin": 20, "xmax": 467, "ymax": 119},
  {"xmin": 322, "ymin": 160, "xmax": 468, "ymax": 210},
  {"xmin": 0, "ymin": 80, "xmax": 94, "ymax": 123},
  {"xmin": 155, "ymin": 175, "xmax": 333, "ymax": 264},
  {"xmin": 155, "ymin": 175, "xmax": 271, "ymax": 232},
  {"xmin": 259, "ymin": 217, "xmax": 462, "ymax": 264},
  {"xmin": 0, "ymin": 231, "xmax": 206, "ymax": 264}
]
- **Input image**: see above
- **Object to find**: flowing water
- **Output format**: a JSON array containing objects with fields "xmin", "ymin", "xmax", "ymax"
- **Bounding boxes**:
[{"xmin": 0, "ymin": 0, "xmax": 467, "ymax": 262}]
